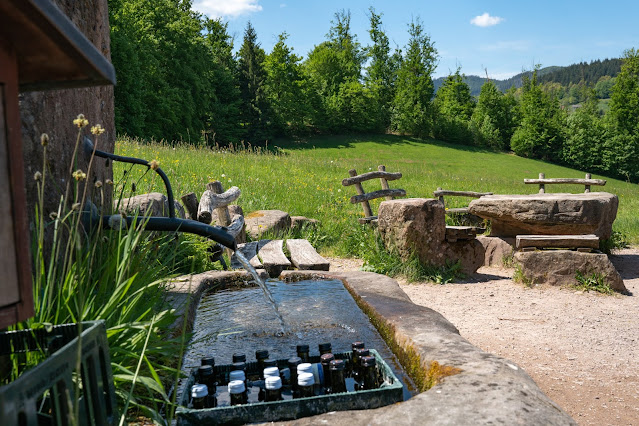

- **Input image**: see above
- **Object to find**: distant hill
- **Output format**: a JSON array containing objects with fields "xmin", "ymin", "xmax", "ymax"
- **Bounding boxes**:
[{"xmin": 434, "ymin": 58, "xmax": 622, "ymax": 97}]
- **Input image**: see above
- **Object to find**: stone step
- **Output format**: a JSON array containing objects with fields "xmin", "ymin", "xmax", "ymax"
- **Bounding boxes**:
[
  {"xmin": 516, "ymin": 234, "xmax": 599, "ymax": 250},
  {"xmin": 445, "ymin": 226, "xmax": 480, "ymax": 242},
  {"xmin": 286, "ymin": 239, "xmax": 330, "ymax": 271}
]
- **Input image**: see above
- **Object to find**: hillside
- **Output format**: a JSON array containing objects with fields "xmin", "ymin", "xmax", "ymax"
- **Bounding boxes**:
[{"xmin": 435, "ymin": 58, "xmax": 621, "ymax": 96}]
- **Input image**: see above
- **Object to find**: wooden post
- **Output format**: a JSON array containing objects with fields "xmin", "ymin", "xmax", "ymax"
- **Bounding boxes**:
[
  {"xmin": 585, "ymin": 173, "xmax": 591, "ymax": 193},
  {"xmin": 538, "ymin": 173, "xmax": 545, "ymax": 194},
  {"xmin": 208, "ymin": 181, "xmax": 232, "ymax": 226},
  {"xmin": 181, "ymin": 192, "xmax": 199, "ymax": 220},
  {"xmin": 349, "ymin": 169, "xmax": 373, "ymax": 219},
  {"xmin": 436, "ymin": 187, "xmax": 444, "ymax": 204},
  {"xmin": 378, "ymin": 165, "xmax": 394, "ymax": 201}
]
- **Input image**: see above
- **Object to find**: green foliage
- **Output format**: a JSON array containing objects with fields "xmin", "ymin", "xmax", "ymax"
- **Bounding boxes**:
[
  {"xmin": 433, "ymin": 69, "xmax": 475, "ymax": 144},
  {"xmin": 599, "ymin": 230, "xmax": 629, "ymax": 254},
  {"xmin": 573, "ymin": 271, "xmax": 614, "ymax": 295},
  {"xmin": 390, "ymin": 17, "xmax": 438, "ymax": 137},
  {"xmin": 513, "ymin": 265, "xmax": 534, "ymax": 288},
  {"xmin": 595, "ymin": 75, "xmax": 616, "ymax": 99},
  {"xmin": 238, "ymin": 22, "xmax": 272, "ymax": 145},
  {"xmin": 510, "ymin": 69, "xmax": 566, "ymax": 160},
  {"xmin": 609, "ymin": 48, "xmax": 639, "ymax": 135}
]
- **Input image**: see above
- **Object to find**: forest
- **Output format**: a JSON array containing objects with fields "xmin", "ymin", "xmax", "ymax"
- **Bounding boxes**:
[{"xmin": 108, "ymin": 0, "xmax": 639, "ymax": 182}]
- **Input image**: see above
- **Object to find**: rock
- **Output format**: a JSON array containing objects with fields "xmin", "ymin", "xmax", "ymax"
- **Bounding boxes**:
[
  {"xmin": 378, "ymin": 198, "xmax": 484, "ymax": 274},
  {"xmin": 117, "ymin": 192, "xmax": 186, "ymax": 219},
  {"xmin": 245, "ymin": 210, "xmax": 291, "ymax": 239},
  {"xmin": 290, "ymin": 216, "xmax": 320, "ymax": 231},
  {"xmin": 477, "ymin": 236, "xmax": 515, "ymax": 267},
  {"xmin": 468, "ymin": 193, "xmax": 618, "ymax": 240},
  {"xmin": 514, "ymin": 250, "xmax": 626, "ymax": 292}
]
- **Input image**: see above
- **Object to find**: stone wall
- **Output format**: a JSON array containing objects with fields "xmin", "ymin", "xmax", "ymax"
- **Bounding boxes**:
[{"xmin": 19, "ymin": 0, "xmax": 115, "ymax": 228}]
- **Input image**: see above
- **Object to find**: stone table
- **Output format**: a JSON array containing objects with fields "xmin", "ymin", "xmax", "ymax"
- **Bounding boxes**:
[{"xmin": 468, "ymin": 192, "xmax": 618, "ymax": 240}]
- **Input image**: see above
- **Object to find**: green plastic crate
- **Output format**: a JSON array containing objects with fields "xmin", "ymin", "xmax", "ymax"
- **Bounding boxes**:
[
  {"xmin": 176, "ymin": 349, "xmax": 403, "ymax": 425},
  {"xmin": 0, "ymin": 321, "xmax": 117, "ymax": 426}
]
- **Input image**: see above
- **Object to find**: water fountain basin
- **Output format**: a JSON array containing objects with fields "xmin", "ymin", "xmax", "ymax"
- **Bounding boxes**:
[{"xmin": 165, "ymin": 270, "xmax": 575, "ymax": 425}]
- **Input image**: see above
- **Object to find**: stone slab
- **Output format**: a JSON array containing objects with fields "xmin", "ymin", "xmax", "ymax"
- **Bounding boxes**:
[
  {"xmin": 514, "ymin": 250, "xmax": 626, "ymax": 292},
  {"xmin": 468, "ymin": 192, "xmax": 618, "ymax": 240},
  {"xmin": 286, "ymin": 239, "xmax": 329, "ymax": 271},
  {"xmin": 477, "ymin": 236, "xmax": 515, "ymax": 267},
  {"xmin": 245, "ymin": 209, "xmax": 291, "ymax": 239}
]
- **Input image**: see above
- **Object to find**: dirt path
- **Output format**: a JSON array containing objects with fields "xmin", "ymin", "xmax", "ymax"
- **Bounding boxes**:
[{"xmin": 328, "ymin": 250, "xmax": 639, "ymax": 426}]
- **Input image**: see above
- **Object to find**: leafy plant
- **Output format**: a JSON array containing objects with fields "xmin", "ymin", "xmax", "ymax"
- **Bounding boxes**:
[
  {"xmin": 513, "ymin": 265, "xmax": 534, "ymax": 288},
  {"xmin": 573, "ymin": 271, "xmax": 614, "ymax": 294},
  {"xmin": 599, "ymin": 230, "xmax": 629, "ymax": 254}
]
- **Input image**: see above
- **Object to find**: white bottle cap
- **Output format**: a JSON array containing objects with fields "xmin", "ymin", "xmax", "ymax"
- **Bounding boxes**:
[
  {"xmin": 297, "ymin": 363, "xmax": 312, "ymax": 375},
  {"xmin": 191, "ymin": 384, "xmax": 208, "ymax": 398},
  {"xmin": 298, "ymin": 372, "xmax": 314, "ymax": 386},
  {"xmin": 264, "ymin": 367, "xmax": 280, "ymax": 378},
  {"xmin": 265, "ymin": 376, "xmax": 282, "ymax": 390},
  {"xmin": 229, "ymin": 370, "xmax": 245, "ymax": 382},
  {"xmin": 228, "ymin": 380, "xmax": 246, "ymax": 394}
]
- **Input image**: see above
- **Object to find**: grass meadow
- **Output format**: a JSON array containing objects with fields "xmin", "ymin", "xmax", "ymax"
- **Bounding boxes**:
[{"xmin": 115, "ymin": 134, "xmax": 639, "ymax": 252}]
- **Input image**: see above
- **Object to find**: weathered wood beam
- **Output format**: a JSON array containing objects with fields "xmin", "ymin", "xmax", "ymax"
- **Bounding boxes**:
[
  {"xmin": 197, "ymin": 182, "xmax": 241, "ymax": 224},
  {"xmin": 433, "ymin": 190, "xmax": 493, "ymax": 198},
  {"xmin": 258, "ymin": 239, "xmax": 291, "ymax": 277},
  {"xmin": 350, "ymin": 189, "xmax": 406, "ymax": 204},
  {"xmin": 348, "ymin": 169, "xmax": 373, "ymax": 219},
  {"xmin": 523, "ymin": 178, "xmax": 606, "ymax": 186},
  {"xmin": 181, "ymin": 192, "xmax": 198, "ymax": 220},
  {"xmin": 342, "ymin": 170, "xmax": 402, "ymax": 186},
  {"xmin": 286, "ymin": 239, "xmax": 330, "ymax": 271}
]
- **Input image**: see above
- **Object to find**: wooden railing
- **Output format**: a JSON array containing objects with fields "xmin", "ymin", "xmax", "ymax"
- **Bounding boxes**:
[
  {"xmin": 342, "ymin": 165, "xmax": 406, "ymax": 224},
  {"xmin": 524, "ymin": 173, "xmax": 606, "ymax": 193}
]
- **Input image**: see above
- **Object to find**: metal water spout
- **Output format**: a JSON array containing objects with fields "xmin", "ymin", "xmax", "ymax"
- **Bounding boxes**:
[{"xmin": 81, "ymin": 137, "xmax": 237, "ymax": 259}]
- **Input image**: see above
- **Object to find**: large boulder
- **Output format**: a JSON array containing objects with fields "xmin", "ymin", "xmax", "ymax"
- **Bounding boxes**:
[
  {"xmin": 378, "ymin": 198, "xmax": 483, "ymax": 274},
  {"xmin": 117, "ymin": 192, "xmax": 186, "ymax": 219},
  {"xmin": 514, "ymin": 250, "xmax": 626, "ymax": 292},
  {"xmin": 245, "ymin": 210, "xmax": 291, "ymax": 239},
  {"xmin": 469, "ymin": 193, "xmax": 618, "ymax": 240}
]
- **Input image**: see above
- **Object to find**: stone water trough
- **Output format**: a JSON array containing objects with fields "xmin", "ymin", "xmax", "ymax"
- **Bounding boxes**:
[{"xmin": 166, "ymin": 270, "xmax": 576, "ymax": 425}]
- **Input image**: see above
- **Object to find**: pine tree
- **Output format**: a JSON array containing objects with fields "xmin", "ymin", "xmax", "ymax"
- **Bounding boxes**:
[{"xmin": 433, "ymin": 68, "xmax": 475, "ymax": 144}]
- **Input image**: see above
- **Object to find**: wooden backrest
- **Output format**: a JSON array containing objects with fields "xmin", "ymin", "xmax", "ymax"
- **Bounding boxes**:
[{"xmin": 524, "ymin": 173, "xmax": 606, "ymax": 193}]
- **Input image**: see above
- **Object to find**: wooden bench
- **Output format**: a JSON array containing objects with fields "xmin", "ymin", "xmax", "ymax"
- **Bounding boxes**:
[
  {"xmin": 231, "ymin": 238, "xmax": 329, "ymax": 277},
  {"xmin": 516, "ymin": 234, "xmax": 600, "ymax": 252},
  {"xmin": 524, "ymin": 173, "xmax": 606, "ymax": 193},
  {"xmin": 342, "ymin": 165, "xmax": 406, "ymax": 224}
]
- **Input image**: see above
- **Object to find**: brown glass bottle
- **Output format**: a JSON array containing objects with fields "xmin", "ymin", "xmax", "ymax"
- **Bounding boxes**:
[
  {"xmin": 320, "ymin": 353, "xmax": 335, "ymax": 393},
  {"xmin": 288, "ymin": 356, "xmax": 302, "ymax": 396},
  {"xmin": 297, "ymin": 372, "xmax": 315, "ymax": 398},
  {"xmin": 265, "ymin": 376, "xmax": 283, "ymax": 401},
  {"xmin": 255, "ymin": 349, "xmax": 269, "ymax": 379},
  {"xmin": 350, "ymin": 342, "xmax": 364, "ymax": 376},
  {"xmin": 318, "ymin": 342, "xmax": 332, "ymax": 355},
  {"xmin": 191, "ymin": 384, "xmax": 209, "ymax": 409},
  {"xmin": 198, "ymin": 365, "xmax": 217, "ymax": 396},
  {"xmin": 329, "ymin": 359, "xmax": 347, "ymax": 394},
  {"xmin": 360, "ymin": 355, "xmax": 379, "ymax": 390},
  {"xmin": 296, "ymin": 344, "xmax": 310, "ymax": 363},
  {"xmin": 228, "ymin": 380, "xmax": 248, "ymax": 405},
  {"xmin": 352, "ymin": 348, "xmax": 370, "ymax": 383}
]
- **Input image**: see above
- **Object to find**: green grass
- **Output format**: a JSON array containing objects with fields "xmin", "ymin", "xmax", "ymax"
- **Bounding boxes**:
[{"xmin": 115, "ymin": 134, "xmax": 639, "ymax": 253}]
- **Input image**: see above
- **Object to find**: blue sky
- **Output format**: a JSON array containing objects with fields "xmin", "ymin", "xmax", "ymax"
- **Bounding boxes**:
[{"xmin": 192, "ymin": 0, "xmax": 639, "ymax": 79}]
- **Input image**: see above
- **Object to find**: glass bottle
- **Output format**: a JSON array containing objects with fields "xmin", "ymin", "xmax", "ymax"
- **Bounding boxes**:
[
  {"xmin": 264, "ymin": 359, "xmax": 278, "ymax": 369},
  {"xmin": 297, "ymin": 372, "xmax": 315, "ymax": 398},
  {"xmin": 296, "ymin": 344, "xmax": 310, "ymax": 363},
  {"xmin": 359, "ymin": 355, "xmax": 379, "ymax": 390},
  {"xmin": 329, "ymin": 359, "xmax": 347, "ymax": 394},
  {"xmin": 320, "ymin": 353, "xmax": 335, "ymax": 393},
  {"xmin": 232, "ymin": 353, "xmax": 246, "ymax": 363},
  {"xmin": 228, "ymin": 380, "xmax": 248, "ymax": 405},
  {"xmin": 198, "ymin": 365, "xmax": 217, "ymax": 396},
  {"xmin": 265, "ymin": 376, "xmax": 283, "ymax": 402},
  {"xmin": 350, "ymin": 342, "xmax": 365, "ymax": 376},
  {"xmin": 229, "ymin": 369, "xmax": 247, "ymax": 392},
  {"xmin": 288, "ymin": 357, "xmax": 302, "ymax": 395},
  {"xmin": 263, "ymin": 366, "xmax": 280, "ymax": 378},
  {"xmin": 255, "ymin": 349, "xmax": 269, "ymax": 379},
  {"xmin": 352, "ymin": 347, "xmax": 370, "ymax": 382},
  {"xmin": 318, "ymin": 342, "xmax": 332, "ymax": 355},
  {"xmin": 191, "ymin": 384, "xmax": 209, "ymax": 409}
]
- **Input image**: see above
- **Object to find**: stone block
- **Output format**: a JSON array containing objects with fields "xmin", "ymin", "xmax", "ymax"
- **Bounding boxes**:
[{"xmin": 245, "ymin": 210, "xmax": 291, "ymax": 239}]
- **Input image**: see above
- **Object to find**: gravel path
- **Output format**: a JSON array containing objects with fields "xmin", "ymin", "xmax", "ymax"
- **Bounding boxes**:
[{"xmin": 327, "ymin": 250, "xmax": 639, "ymax": 426}]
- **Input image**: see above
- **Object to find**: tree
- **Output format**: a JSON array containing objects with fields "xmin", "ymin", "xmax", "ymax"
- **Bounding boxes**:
[
  {"xmin": 264, "ymin": 33, "xmax": 308, "ymax": 135},
  {"xmin": 364, "ymin": 8, "xmax": 398, "ymax": 131},
  {"xmin": 608, "ymin": 48, "xmax": 639, "ymax": 135},
  {"xmin": 390, "ymin": 18, "xmax": 438, "ymax": 137},
  {"xmin": 237, "ymin": 21, "xmax": 271, "ymax": 144},
  {"xmin": 471, "ymin": 81, "xmax": 518, "ymax": 150},
  {"xmin": 433, "ymin": 68, "xmax": 475, "ymax": 144},
  {"xmin": 510, "ymin": 69, "xmax": 565, "ymax": 160}
]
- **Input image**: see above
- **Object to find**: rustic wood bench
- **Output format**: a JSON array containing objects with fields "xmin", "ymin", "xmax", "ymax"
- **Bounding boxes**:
[
  {"xmin": 524, "ymin": 173, "xmax": 606, "ymax": 193},
  {"xmin": 342, "ymin": 165, "xmax": 406, "ymax": 224},
  {"xmin": 230, "ymin": 238, "xmax": 329, "ymax": 277},
  {"xmin": 516, "ymin": 234, "xmax": 600, "ymax": 252}
]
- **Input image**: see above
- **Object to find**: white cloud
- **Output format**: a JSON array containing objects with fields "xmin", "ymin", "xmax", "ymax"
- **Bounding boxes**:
[
  {"xmin": 193, "ymin": 0, "xmax": 262, "ymax": 19},
  {"xmin": 470, "ymin": 12, "xmax": 504, "ymax": 27}
]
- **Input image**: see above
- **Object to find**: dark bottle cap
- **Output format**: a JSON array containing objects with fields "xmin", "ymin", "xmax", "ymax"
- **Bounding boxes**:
[
  {"xmin": 264, "ymin": 359, "xmax": 278, "ymax": 368},
  {"xmin": 351, "ymin": 341, "xmax": 365, "ymax": 350},
  {"xmin": 355, "ymin": 348, "xmax": 370, "ymax": 358},
  {"xmin": 231, "ymin": 361, "xmax": 246, "ymax": 371},
  {"xmin": 288, "ymin": 357, "xmax": 302, "ymax": 368},
  {"xmin": 296, "ymin": 344, "xmax": 309, "ymax": 353},
  {"xmin": 320, "ymin": 353, "xmax": 335, "ymax": 366},
  {"xmin": 361, "ymin": 355, "xmax": 376, "ymax": 367},
  {"xmin": 201, "ymin": 356, "xmax": 215, "ymax": 367},
  {"xmin": 329, "ymin": 359, "xmax": 346, "ymax": 370},
  {"xmin": 318, "ymin": 342, "xmax": 332, "ymax": 352},
  {"xmin": 255, "ymin": 349, "xmax": 269, "ymax": 360},
  {"xmin": 232, "ymin": 353, "xmax": 246, "ymax": 363},
  {"xmin": 198, "ymin": 365, "xmax": 214, "ymax": 379}
]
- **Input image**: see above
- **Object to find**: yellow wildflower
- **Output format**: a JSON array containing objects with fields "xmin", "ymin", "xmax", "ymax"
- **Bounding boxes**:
[
  {"xmin": 91, "ymin": 124, "xmax": 105, "ymax": 135},
  {"xmin": 40, "ymin": 133, "xmax": 49, "ymax": 146},
  {"xmin": 73, "ymin": 114, "xmax": 89, "ymax": 128},
  {"xmin": 148, "ymin": 160, "xmax": 160, "ymax": 170},
  {"xmin": 72, "ymin": 169, "xmax": 87, "ymax": 181}
]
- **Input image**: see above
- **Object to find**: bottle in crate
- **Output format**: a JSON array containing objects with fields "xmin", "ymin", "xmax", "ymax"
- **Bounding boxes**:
[
  {"xmin": 329, "ymin": 359, "xmax": 347, "ymax": 394},
  {"xmin": 296, "ymin": 344, "xmax": 310, "ymax": 363},
  {"xmin": 297, "ymin": 373, "xmax": 315, "ymax": 398},
  {"xmin": 228, "ymin": 380, "xmax": 248, "ymax": 405},
  {"xmin": 318, "ymin": 342, "xmax": 332, "ymax": 355},
  {"xmin": 359, "ymin": 355, "xmax": 380, "ymax": 390},
  {"xmin": 265, "ymin": 376, "xmax": 283, "ymax": 402},
  {"xmin": 191, "ymin": 384, "xmax": 209, "ymax": 409}
]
